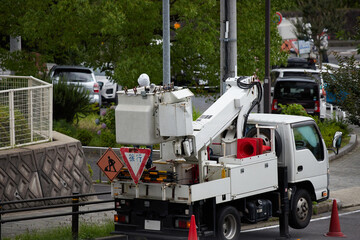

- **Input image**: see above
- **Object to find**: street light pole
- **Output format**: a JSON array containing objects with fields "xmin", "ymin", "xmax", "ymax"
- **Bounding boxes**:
[
  {"xmin": 163, "ymin": 0, "xmax": 171, "ymax": 86},
  {"xmin": 220, "ymin": 0, "xmax": 237, "ymax": 95},
  {"xmin": 264, "ymin": 0, "xmax": 271, "ymax": 113}
]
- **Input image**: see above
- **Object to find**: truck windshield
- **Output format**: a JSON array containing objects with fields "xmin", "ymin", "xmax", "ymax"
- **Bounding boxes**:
[{"xmin": 293, "ymin": 124, "xmax": 324, "ymax": 161}]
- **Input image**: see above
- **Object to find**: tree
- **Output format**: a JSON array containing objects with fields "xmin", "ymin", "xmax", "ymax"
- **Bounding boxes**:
[
  {"xmin": 293, "ymin": 0, "xmax": 344, "ymax": 67},
  {"xmin": 0, "ymin": 0, "xmax": 289, "ymax": 88},
  {"xmin": 237, "ymin": 0, "xmax": 289, "ymax": 80},
  {"xmin": 323, "ymin": 54, "xmax": 360, "ymax": 126}
]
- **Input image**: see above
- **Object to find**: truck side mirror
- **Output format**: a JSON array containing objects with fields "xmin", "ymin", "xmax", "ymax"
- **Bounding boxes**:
[{"xmin": 328, "ymin": 131, "xmax": 342, "ymax": 155}]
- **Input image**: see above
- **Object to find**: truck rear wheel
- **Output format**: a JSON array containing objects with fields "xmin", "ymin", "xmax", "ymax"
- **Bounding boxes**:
[
  {"xmin": 289, "ymin": 189, "xmax": 312, "ymax": 229},
  {"xmin": 216, "ymin": 206, "xmax": 241, "ymax": 240}
]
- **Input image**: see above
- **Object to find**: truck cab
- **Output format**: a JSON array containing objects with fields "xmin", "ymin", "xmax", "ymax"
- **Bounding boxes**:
[{"xmin": 247, "ymin": 113, "xmax": 329, "ymax": 228}]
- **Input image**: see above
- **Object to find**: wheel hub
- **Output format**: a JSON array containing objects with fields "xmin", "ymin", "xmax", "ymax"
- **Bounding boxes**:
[
  {"xmin": 296, "ymin": 197, "xmax": 309, "ymax": 220},
  {"xmin": 222, "ymin": 214, "xmax": 237, "ymax": 239}
]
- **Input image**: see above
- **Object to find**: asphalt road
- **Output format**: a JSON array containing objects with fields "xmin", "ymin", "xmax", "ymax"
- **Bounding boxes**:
[
  {"xmin": 329, "ymin": 125, "xmax": 360, "ymax": 191},
  {"xmin": 241, "ymin": 208, "xmax": 360, "ymax": 240}
]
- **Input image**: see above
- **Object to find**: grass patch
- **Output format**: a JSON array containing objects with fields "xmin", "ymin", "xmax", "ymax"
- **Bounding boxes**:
[
  {"xmin": 76, "ymin": 113, "xmax": 102, "ymax": 131},
  {"xmin": 4, "ymin": 220, "xmax": 114, "ymax": 240}
]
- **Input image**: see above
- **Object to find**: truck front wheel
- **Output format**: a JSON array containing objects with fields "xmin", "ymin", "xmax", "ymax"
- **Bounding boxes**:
[
  {"xmin": 216, "ymin": 206, "xmax": 241, "ymax": 240},
  {"xmin": 289, "ymin": 189, "xmax": 312, "ymax": 229}
]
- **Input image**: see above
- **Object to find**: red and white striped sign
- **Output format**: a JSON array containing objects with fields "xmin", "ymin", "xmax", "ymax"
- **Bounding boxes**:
[{"xmin": 120, "ymin": 147, "xmax": 151, "ymax": 184}]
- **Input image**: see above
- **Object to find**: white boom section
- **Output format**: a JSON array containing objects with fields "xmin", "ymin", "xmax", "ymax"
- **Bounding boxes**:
[{"xmin": 192, "ymin": 77, "xmax": 259, "ymax": 153}]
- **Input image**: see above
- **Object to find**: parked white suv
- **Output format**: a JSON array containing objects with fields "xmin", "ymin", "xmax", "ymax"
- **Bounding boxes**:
[{"xmin": 93, "ymin": 68, "xmax": 119, "ymax": 104}]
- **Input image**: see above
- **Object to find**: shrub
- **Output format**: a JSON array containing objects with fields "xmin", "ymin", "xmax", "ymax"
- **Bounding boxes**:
[
  {"xmin": 99, "ymin": 130, "xmax": 117, "ymax": 147},
  {"xmin": 76, "ymin": 129, "xmax": 93, "ymax": 146},
  {"xmin": 53, "ymin": 119, "xmax": 77, "ymax": 137},
  {"xmin": 0, "ymin": 105, "xmax": 31, "ymax": 147},
  {"xmin": 53, "ymin": 79, "xmax": 91, "ymax": 123},
  {"xmin": 315, "ymin": 118, "xmax": 349, "ymax": 148},
  {"xmin": 278, "ymin": 103, "xmax": 309, "ymax": 117},
  {"xmin": 98, "ymin": 106, "xmax": 116, "ymax": 134}
]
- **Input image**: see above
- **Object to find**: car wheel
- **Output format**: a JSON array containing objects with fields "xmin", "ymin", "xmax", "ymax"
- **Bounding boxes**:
[
  {"xmin": 216, "ymin": 206, "xmax": 241, "ymax": 240},
  {"xmin": 289, "ymin": 189, "xmax": 312, "ymax": 229}
]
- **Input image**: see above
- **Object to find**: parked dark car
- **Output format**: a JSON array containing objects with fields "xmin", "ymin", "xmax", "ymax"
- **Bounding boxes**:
[
  {"xmin": 272, "ymin": 77, "xmax": 321, "ymax": 118},
  {"xmin": 49, "ymin": 65, "xmax": 101, "ymax": 106}
]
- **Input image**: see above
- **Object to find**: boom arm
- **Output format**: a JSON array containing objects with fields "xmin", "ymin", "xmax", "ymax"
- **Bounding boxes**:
[{"xmin": 192, "ymin": 77, "xmax": 260, "ymax": 154}]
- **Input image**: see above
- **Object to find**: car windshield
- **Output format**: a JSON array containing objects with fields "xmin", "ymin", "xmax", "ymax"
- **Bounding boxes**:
[
  {"xmin": 274, "ymin": 81, "xmax": 319, "ymax": 100},
  {"xmin": 53, "ymin": 69, "xmax": 93, "ymax": 82}
]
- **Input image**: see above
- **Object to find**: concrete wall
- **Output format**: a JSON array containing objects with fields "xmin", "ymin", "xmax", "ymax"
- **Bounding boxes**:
[{"xmin": 0, "ymin": 132, "xmax": 93, "ymax": 209}]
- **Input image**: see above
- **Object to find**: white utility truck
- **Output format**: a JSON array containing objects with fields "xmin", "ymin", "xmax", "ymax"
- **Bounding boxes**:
[{"xmin": 111, "ymin": 76, "xmax": 331, "ymax": 240}]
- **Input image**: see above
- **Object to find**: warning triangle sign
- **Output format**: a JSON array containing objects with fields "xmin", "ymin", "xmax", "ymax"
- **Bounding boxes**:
[
  {"xmin": 97, "ymin": 148, "xmax": 124, "ymax": 182},
  {"xmin": 120, "ymin": 147, "xmax": 151, "ymax": 184}
]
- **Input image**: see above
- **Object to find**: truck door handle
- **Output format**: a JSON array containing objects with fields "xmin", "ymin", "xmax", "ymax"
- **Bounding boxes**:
[{"xmin": 298, "ymin": 165, "xmax": 303, "ymax": 172}]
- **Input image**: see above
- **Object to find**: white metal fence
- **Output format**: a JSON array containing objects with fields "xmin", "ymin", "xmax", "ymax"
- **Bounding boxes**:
[{"xmin": 0, "ymin": 75, "xmax": 52, "ymax": 150}]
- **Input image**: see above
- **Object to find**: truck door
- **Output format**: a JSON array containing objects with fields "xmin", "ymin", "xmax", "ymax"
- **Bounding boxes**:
[{"xmin": 291, "ymin": 121, "xmax": 328, "ymax": 199}]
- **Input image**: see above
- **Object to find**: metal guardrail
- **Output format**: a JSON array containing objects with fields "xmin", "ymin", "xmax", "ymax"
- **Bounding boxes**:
[
  {"xmin": 0, "ymin": 191, "xmax": 114, "ymax": 240},
  {"xmin": 0, "ymin": 75, "xmax": 53, "ymax": 150}
]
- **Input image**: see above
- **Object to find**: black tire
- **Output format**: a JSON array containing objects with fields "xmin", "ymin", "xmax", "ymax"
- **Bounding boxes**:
[
  {"xmin": 216, "ymin": 206, "xmax": 241, "ymax": 240},
  {"xmin": 245, "ymin": 127, "xmax": 282, "ymax": 157},
  {"xmin": 289, "ymin": 189, "xmax": 312, "ymax": 229}
]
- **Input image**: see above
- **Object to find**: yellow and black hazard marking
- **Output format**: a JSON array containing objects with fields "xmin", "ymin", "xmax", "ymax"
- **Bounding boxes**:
[{"xmin": 117, "ymin": 168, "xmax": 177, "ymax": 183}]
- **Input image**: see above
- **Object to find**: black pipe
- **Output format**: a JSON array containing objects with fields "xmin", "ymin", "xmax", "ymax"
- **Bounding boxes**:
[{"xmin": 72, "ymin": 192, "xmax": 79, "ymax": 240}]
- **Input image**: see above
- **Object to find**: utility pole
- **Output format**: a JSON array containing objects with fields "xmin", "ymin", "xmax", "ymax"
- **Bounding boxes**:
[
  {"xmin": 10, "ymin": 36, "xmax": 21, "ymax": 53},
  {"xmin": 220, "ymin": 0, "xmax": 237, "ymax": 95},
  {"xmin": 264, "ymin": 0, "xmax": 271, "ymax": 113},
  {"xmin": 163, "ymin": 0, "xmax": 171, "ymax": 86},
  {"xmin": 10, "ymin": 36, "xmax": 21, "ymax": 75}
]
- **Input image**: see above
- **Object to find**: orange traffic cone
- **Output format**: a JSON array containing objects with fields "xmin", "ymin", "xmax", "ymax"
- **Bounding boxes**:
[
  {"xmin": 188, "ymin": 215, "xmax": 198, "ymax": 240},
  {"xmin": 325, "ymin": 199, "xmax": 346, "ymax": 237}
]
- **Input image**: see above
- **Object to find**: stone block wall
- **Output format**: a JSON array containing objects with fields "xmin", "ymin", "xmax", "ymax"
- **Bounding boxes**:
[{"xmin": 0, "ymin": 132, "xmax": 93, "ymax": 209}]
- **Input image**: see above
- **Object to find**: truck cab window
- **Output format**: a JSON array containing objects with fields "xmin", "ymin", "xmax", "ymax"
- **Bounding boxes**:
[{"xmin": 293, "ymin": 124, "xmax": 324, "ymax": 161}]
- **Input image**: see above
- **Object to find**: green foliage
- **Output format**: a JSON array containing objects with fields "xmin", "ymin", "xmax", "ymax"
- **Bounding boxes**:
[
  {"xmin": 99, "ymin": 106, "xmax": 116, "ymax": 134},
  {"xmin": 0, "ymin": 105, "xmax": 31, "ymax": 147},
  {"xmin": 1, "ymin": 0, "xmax": 288, "ymax": 88},
  {"xmin": 278, "ymin": 103, "xmax": 309, "ymax": 116},
  {"xmin": 87, "ymin": 163, "xmax": 93, "ymax": 178},
  {"xmin": 192, "ymin": 107, "xmax": 201, "ymax": 120},
  {"xmin": 316, "ymin": 117, "xmax": 349, "ymax": 148},
  {"xmin": 53, "ymin": 79, "xmax": 91, "ymax": 123},
  {"xmin": 53, "ymin": 119, "xmax": 77, "ymax": 137},
  {"xmin": 76, "ymin": 129, "xmax": 93, "ymax": 146},
  {"xmin": 323, "ymin": 54, "xmax": 360, "ymax": 126},
  {"xmin": 0, "ymin": 50, "xmax": 47, "ymax": 78},
  {"xmin": 98, "ymin": 130, "xmax": 117, "ymax": 148},
  {"xmin": 53, "ymin": 106, "xmax": 121, "ymax": 148}
]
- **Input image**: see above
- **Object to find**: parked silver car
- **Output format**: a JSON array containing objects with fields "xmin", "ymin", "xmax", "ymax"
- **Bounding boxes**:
[{"xmin": 49, "ymin": 65, "xmax": 101, "ymax": 106}]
